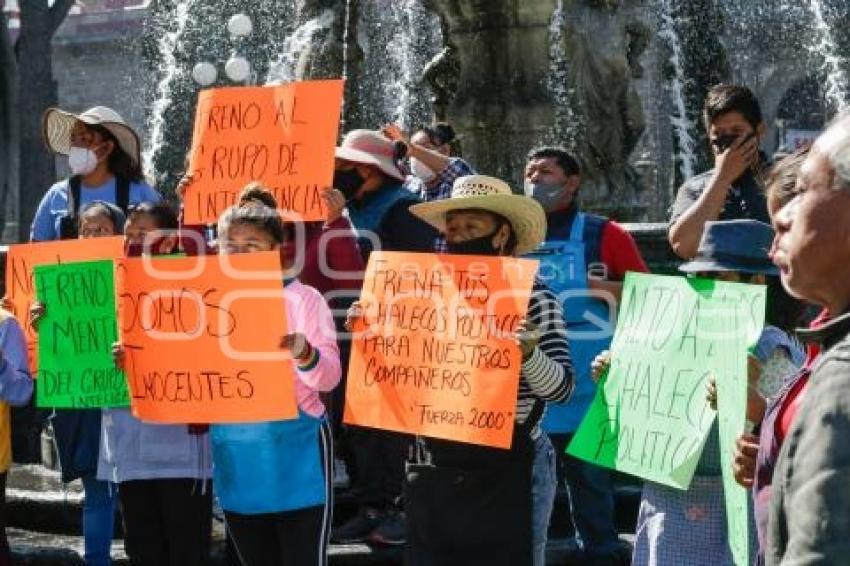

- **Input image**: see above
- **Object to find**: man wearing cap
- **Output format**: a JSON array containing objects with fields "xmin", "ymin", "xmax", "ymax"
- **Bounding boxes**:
[
  {"xmin": 524, "ymin": 146, "xmax": 648, "ymax": 564},
  {"xmin": 766, "ymin": 113, "xmax": 850, "ymax": 564},
  {"xmin": 331, "ymin": 129, "xmax": 438, "ymax": 547},
  {"xmin": 33, "ymin": 106, "xmax": 160, "ymax": 241}
]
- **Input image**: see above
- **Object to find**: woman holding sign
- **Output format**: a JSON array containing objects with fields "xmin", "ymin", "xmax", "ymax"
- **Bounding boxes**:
[
  {"xmin": 210, "ymin": 187, "xmax": 341, "ymax": 566},
  {"xmin": 349, "ymin": 175, "xmax": 574, "ymax": 566}
]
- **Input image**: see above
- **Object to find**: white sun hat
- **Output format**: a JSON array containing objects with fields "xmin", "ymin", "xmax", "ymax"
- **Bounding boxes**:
[
  {"xmin": 410, "ymin": 174, "xmax": 547, "ymax": 255},
  {"xmin": 334, "ymin": 129, "xmax": 405, "ymax": 181},
  {"xmin": 42, "ymin": 106, "xmax": 142, "ymax": 166}
]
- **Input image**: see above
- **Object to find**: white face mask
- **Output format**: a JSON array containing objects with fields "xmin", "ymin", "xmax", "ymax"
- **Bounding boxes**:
[
  {"xmin": 410, "ymin": 157, "xmax": 437, "ymax": 183},
  {"xmin": 67, "ymin": 146, "xmax": 100, "ymax": 176}
]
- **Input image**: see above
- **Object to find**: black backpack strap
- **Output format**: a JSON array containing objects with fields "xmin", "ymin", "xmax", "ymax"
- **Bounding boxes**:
[
  {"xmin": 67, "ymin": 176, "xmax": 82, "ymax": 220},
  {"xmin": 115, "ymin": 176, "xmax": 131, "ymax": 213}
]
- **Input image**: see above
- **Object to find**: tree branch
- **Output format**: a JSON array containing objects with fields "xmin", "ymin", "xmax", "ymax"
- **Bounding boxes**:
[{"xmin": 48, "ymin": 0, "xmax": 76, "ymax": 37}]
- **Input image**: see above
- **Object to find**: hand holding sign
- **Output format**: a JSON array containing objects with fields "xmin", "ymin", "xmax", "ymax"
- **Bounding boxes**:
[
  {"xmin": 514, "ymin": 319, "xmax": 540, "ymax": 360},
  {"xmin": 29, "ymin": 302, "xmax": 46, "ymax": 331},
  {"xmin": 279, "ymin": 333, "xmax": 311, "ymax": 363},
  {"xmin": 321, "ymin": 187, "xmax": 346, "ymax": 224},
  {"xmin": 591, "ymin": 350, "xmax": 611, "ymax": 384},
  {"xmin": 112, "ymin": 342, "xmax": 125, "ymax": 371}
]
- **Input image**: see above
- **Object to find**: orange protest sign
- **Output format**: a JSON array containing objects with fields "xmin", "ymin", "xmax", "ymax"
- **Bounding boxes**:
[
  {"xmin": 343, "ymin": 252, "xmax": 539, "ymax": 449},
  {"xmin": 184, "ymin": 80, "xmax": 344, "ymax": 224},
  {"xmin": 5, "ymin": 237, "xmax": 125, "ymax": 372},
  {"xmin": 115, "ymin": 252, "xmax": 298, "ymax": 424}
]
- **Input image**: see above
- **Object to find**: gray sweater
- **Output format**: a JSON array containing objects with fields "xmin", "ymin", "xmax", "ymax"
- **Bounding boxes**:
[{"xmin": 766, "ymin": 311, "xmax": 850, "ymax": 565}]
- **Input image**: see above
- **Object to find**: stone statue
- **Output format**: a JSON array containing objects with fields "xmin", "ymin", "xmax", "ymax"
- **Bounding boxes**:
[
  {"xmin": 420, "ymin": 0, "xmax": 648, "ymax": 215},
  {"xmin": 559, "ymin": 13, "xmax": 647, "ymax": 205}
]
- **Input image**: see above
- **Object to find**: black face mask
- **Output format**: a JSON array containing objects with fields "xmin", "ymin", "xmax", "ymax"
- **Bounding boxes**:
[
  {"xmin": 333, "ymin": 168, "xmax": 365, "ymax": 200},
  {"xmin": 446, "ymin": 229, "xmax": 501, "ymax": 256}
]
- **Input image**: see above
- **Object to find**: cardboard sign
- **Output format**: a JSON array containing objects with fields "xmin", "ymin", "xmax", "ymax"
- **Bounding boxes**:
[
  {"xmin": 184, "ymin": 80, "xmax": 344, "ymax": 224},
  {"xmin": 5, "ymin": 237, "xmax": 125, "ymax": 372},
  {"xmin": 115, "ymin": 252, "xmax": 298, "ymax": 423},
  {"xmin": 34, "ymin": 260, "xmax": 127, "ymax": 408},
  {"xmin": 344, "ymin": 252, "xmax": 539, "ymax": 448},
  {"xmin": 567, "ymin": 272, "xmax": 765, "ymax": 490}
]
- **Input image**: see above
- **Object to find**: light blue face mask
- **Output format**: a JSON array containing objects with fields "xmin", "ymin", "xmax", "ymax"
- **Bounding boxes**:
[{"xmin": 524, "ymin": 181, "xmax": 567, "ymax": 212}]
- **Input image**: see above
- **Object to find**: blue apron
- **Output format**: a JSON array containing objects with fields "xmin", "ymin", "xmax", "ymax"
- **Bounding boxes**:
[
  {"xmin": 527, "ymin": 213, "xmax": 614, "ymax": 433},
  {"xmin": 211, "ymin": 411, "xmax": 326, "ymax": 514}
]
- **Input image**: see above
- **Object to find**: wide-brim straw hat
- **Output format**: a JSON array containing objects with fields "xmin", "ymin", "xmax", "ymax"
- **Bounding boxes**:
[
  {"xmin": 43, "ymin": 106, "xmax": 142, "ymax": 167},
  {"xmin": 335, "ymin": 129, "xmax": 405, "ymax": 181},
  {"xmin": 410, "ymin": 175, "xmax": 546, "ymax": 255}
]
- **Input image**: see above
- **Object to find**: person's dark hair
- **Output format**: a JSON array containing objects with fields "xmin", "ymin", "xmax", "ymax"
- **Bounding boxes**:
[
  {"xmin": 417, "ymin": 122, "xmax": 456, "ymax": 147},
  {"xmin": 766, "ymin": 146, "xmax": 810, "ymax": 210},
  {"xmin": 219, "ymin": 183, "xmax": 286, "ymax": 244},
  {"xmin": 88, "ymin": 124, "xmax": 144, "ymax": 182},
  {"xmin": 238, "ymin": 181, "xmax": 278, "ymax": 209},
  {"xmin": 526, "ymin": 146, "xmax": 581, "ymax": 177},
  {"xmin": 702, "ymin": 84, "xmax": 763, "ymax": 130},
  {"xmin": 80, "ymin": 200, "xmax": 126, "ymax": 234},
  {"xmin": 127, "ymin": 201, "xmax": 178, "ymax": 231}
]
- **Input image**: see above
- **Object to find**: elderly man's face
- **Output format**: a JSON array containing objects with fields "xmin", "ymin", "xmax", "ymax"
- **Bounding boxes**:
[{"xmin": 771, "ymin": 150, "xmax": 850, "ymax": 311}]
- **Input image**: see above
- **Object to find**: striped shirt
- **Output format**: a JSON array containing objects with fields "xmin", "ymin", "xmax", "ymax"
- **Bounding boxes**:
[{"xmin": 515, "ymin": 281, "xmax": 574, "ymax": 437}]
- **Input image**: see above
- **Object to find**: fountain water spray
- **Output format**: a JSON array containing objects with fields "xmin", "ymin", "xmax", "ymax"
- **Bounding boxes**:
[
  {"xmin": 546, "ymin": 0, "xmax": 583, "ymax": 150},
  {"xmin": 657, "ymin": 0, "xmax": 696, "ymax": 180},
  {"xmin": 265, "ymin": 9, "xmax": 335, "ymax": 84},
  {"xmin": 356, "ymin": 0, "xmax": 441, "ymax": 131},
  {"xmin": 808, "ymin": 0, "xmax": 850, "ymax": 114},
  {"xmin": 143, "ymin": 0, "xmax": 196, "ymax": 179}
]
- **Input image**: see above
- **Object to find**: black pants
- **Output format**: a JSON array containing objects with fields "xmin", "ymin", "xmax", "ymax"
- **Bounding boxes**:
[
  {"xmin": 119, "ymin": 478, "xmax": 212, "ymax": 566},
  {"xmin": 226, "ymin": 505, "xmax": 330, "ymax": 566},
  {"xmin": 549, "ymin": 434, "xmax": 619, "ymax": 553},
  {"xmin": 225, "ymin": 419, "xmax": 333, "ymax": 566},
  {"xmin": 350, "ymin": 427, "xmax": 410, "ymax": 508},
  {"xmin": 405, "ymin": 460, "xmax": 533, "ymax": 566}
]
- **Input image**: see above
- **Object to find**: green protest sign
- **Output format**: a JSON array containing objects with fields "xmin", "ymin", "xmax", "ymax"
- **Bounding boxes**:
[
  {"xmin": 716, "ymin": 301, "xmax": 762, "ymax": 566},
  {"xmin": 567, "ymin": 272, "xmax": 765, "ymax": 495},
  {"xmin": 34, "ymin": 260, "xmax": 128, "ymax": 408}
]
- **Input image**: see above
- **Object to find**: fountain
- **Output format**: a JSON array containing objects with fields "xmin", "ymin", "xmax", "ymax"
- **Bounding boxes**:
[
  {"xmin": 808, "ymin": 0, "xmax": 850, "ymax": 113},
  {"xmin": 657, "ymin": 0, "xmax": 697, "ymax": 181},
  {"xmin": 140, "ymin": 0, "xmax": 850, "ymax": 221}
]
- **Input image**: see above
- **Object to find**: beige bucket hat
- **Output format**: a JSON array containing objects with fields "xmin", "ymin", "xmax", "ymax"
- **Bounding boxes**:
[
  {"xmin": 335, "ymin": 129, "xmax": 405, "ymax": 181},
  {"xmin": 410, "ymin": 175, "xmax": 547, "ymax": 255},
  {"xmin": 42, "ymin": 106, "xmax": 142, "ymax": 166}
]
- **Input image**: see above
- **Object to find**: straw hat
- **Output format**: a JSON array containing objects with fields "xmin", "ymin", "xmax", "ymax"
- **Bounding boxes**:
[
  {"xmin": 410, "ymin": 175, "xmax": 546, "ymax": 255},
  {"xmin": 42, "ymin": 106, "xmax": 142, "ymax": 166},
  {"xmin": 335, "ymin": 129, "xmax": 405, "ymax": 181}
]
